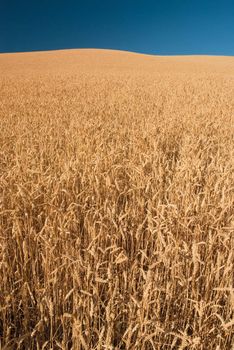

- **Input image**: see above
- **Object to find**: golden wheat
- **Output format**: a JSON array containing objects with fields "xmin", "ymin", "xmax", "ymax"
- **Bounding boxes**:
[{"xmin": 0, "ymin": 49, "xmax": 233, "ymax": 349}]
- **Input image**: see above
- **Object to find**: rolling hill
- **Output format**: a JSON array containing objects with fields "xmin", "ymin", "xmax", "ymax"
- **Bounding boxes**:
[{"xmin": 0, "ymin": 49, "xmax": 233, "ymax": 349}]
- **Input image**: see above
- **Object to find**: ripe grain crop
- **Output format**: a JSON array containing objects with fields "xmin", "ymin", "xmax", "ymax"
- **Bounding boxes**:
[{"xmin": 0, "ymin": 49, "xmax": 233, "ymax": 349}]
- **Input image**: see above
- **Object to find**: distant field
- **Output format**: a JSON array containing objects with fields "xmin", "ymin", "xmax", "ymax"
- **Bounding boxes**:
[{"xmin": 0, "ymin": 49, "xmax": 233, "ymax": 349}]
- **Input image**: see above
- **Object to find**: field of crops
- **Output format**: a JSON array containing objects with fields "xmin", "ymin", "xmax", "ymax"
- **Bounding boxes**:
[{"xmin": 0, "ymin": 49, "xmax": 233, "ymax": 349}]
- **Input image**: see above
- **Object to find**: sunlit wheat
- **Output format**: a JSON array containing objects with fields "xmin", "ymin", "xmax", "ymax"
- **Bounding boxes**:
[{"xmin": 0, "ymin": 49, "xmax": 233, "ymax": 349}]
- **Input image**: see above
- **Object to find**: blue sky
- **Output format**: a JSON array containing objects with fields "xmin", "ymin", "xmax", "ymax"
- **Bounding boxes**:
[{"xmin": 0, "ymin": 0, "xmax": 233, "ymax": 55}]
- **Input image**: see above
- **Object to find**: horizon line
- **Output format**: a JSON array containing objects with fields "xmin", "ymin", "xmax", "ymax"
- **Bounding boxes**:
[{"xmin": 0, "ymin": 47, "xmax": 233, "ymax": 57}]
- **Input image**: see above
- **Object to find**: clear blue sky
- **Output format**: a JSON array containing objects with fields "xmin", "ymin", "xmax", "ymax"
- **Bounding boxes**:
[{"xmin": 0, "ymin": 0, "xmax": 233, "ymax": 55}]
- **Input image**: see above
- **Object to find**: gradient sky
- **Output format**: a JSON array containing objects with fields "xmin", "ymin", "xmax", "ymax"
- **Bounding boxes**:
[{"xmin": 0, "ymin": 0, "xmax": 234, "ymax": 55}]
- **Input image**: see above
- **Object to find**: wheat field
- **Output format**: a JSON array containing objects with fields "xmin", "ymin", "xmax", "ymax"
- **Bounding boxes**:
[{"xmin": 0, "ymin": 49, "xmax": 233, "ymax": 349}]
